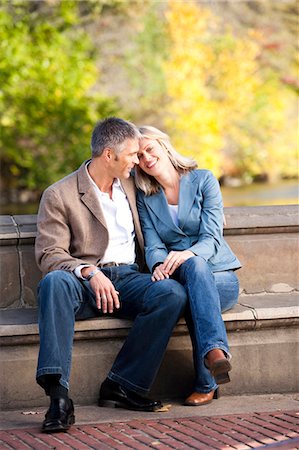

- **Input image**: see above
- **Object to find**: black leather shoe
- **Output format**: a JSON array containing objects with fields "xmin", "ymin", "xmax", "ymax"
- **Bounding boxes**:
[
  {"xmin": 98, "ymin": 378, "xmax": 163, "ymax": 412},
  {"xmin": 42, "ymin": 397, "xmax": 75, "ymax": 433}
]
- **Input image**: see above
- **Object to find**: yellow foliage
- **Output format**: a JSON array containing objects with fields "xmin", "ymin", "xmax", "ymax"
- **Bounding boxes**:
[
  {"xmin": 164, "ymin": 1, "xmax": 222, "ymax": 175},
  {"xmin": 163, "ymin": 0, "xmax": 298, "ymax": 180}
]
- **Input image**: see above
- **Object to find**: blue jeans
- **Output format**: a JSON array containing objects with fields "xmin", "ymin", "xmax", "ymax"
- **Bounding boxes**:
[
  {"xmin": 36, "ymin": 264, "xmax": 187, "ymax": 395},
  {"xmin": 173, "ymin": 256, "xmax": 239, "ymax": 393}
]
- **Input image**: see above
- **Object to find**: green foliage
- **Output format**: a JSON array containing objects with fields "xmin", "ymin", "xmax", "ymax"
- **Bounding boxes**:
[
  {"xmin": 0, "ymin": 0, "xmax": 297, "ymax": 198},
  {"xmin": 0, "ymin": 0, "xmax": 118, "ymax": 191},
  {"xmin": 124, "ymin": 1, "xmax": 169, "ymax": 121}
]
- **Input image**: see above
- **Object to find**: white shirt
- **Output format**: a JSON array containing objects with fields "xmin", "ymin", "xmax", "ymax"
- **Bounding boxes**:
[
  {"xmin": 168, "ymin": 204, "xmax": 179, "ymax": 227},
  {"xmin": 75, "ymin": 164, "xmax": 136, "ymax": 279}
]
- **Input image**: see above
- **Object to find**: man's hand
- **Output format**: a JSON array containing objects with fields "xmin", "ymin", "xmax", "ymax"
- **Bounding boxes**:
[
  {"xmin": 162, "ymin": 250, "xmax": 194, "ymax": 276},
  {"xmin": 82, "ymin": 267, "xmax": 120, "ymax": 313}
]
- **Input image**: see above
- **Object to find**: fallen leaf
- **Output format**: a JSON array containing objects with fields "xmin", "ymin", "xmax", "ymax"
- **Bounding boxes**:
[{"xmin": 155, "ymin": 404, "xmax": 172, "ymax": 412}]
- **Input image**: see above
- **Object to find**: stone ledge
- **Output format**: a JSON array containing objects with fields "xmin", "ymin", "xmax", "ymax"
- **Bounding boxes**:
[
  {"xmin": 1, "ymin": 292, "xmax": 298, "ymax": 409},
  {"xmin": 0, "ymin": 205, "xmax": 298, "ymax": 242},
  {"xmin": 238, "ymin": 292, "xmax": 299, "ymax": 320},
  {"xmin": 223, "ymin": 205, "xmax": 299, "ymax": 231},
  {"xmin": 0, "ymin": 293, "xmax": 298, "ymax": 343},
  {"xmin": 1, "ymin": 205, "xmax": 298, "ymax": 310}
]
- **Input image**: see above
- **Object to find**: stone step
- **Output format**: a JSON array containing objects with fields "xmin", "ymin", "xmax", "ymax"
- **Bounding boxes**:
[
  {"xmin": 0, "ymin": 292, "xmax": 298, "ymax": 338},
  {"xmin": 0, "ymin": 292, "xmax": 298, "ymax": 410}
]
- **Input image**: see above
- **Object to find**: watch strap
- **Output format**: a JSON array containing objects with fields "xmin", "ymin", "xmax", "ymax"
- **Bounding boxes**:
[{"xmin": 86, "ymin": 268, "xmax": 101, "ymax": 281}]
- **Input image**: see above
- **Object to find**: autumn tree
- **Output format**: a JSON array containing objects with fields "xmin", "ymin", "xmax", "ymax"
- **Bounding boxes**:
[
  {"xmin": 164, "ymin": 3, "xmax": 223, "ymax": 176},
  {"xmin": 163, "ymin": 0, "xmax": 298, "ymax": 181},
  {"xmin": 1, "ymin": 0, "xmax": 297, "ymax": 200},
  {"xmin": 0, "ymin": 0, "xmax": 118, "ymax": 194}
]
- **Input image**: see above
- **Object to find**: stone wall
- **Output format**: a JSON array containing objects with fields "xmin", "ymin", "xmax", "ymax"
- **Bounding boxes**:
[
  {"xmin": 1, "ymin": 205, "xmax": 298, "ymax": 409},
  {"xmin": 0, "ymin": 205, "xmax": 298, "ymax": 310}
]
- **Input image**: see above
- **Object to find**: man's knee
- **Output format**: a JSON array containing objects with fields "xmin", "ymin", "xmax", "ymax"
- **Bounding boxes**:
[
  {"xmin": 39, "ymin": 270, "xmax": 76, "ymax": 291},
  {"xmin": 38, "ymin": 270, "xmax": 80, "ymax": 310}
]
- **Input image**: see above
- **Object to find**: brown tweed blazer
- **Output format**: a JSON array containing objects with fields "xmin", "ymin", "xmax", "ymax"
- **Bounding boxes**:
[{"xmin": 35, "ymin": 161, "xmax": 145, "ymax": 276}]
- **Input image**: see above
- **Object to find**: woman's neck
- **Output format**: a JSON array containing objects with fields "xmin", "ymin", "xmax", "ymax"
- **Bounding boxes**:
[{"xmin": 156, "ymin": 167, "xmax": 180, "ymax": 205}]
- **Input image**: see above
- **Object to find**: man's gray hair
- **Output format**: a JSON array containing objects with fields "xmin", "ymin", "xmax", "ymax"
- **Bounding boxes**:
[{"xmin": 91, "ymin": 117, "xmax": 141, "ymax": 157}]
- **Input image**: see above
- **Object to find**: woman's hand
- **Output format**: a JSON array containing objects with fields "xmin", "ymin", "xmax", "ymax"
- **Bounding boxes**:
[
  {"xmin": 162, "ymin": 250, "xmax": 195, "ymax": 276},
  {"xmin": 151, "ymin": 264, "xmax": 169, "ymax": 282},
  {"xmin": 151, "ymin": 250, "xmax": 195, "ymax": 281}
]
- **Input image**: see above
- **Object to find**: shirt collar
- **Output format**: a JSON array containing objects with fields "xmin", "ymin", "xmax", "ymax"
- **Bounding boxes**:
[{"xmin": 85, "ymin": 162, "xmax": 121, "ymax": 196}]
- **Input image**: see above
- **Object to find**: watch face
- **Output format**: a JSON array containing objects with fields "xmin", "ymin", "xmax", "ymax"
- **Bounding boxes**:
[{"xmin": 87, "ymin": 268, "xmax": 100, "ymax": 280}]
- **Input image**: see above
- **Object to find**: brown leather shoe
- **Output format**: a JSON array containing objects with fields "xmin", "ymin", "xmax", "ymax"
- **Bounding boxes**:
[
  {"xmin": 205, "ymin": 349, "xmax": 232, "ymax": 384},
  {"xmin": 184, "ymin": 389, "xmax": 219, "ymax": 406}
]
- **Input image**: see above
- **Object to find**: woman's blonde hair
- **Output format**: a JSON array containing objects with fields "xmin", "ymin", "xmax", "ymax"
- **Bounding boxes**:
[{"xmin": 135, "ymin": 125, "xmax": 197, "ymax": 195}]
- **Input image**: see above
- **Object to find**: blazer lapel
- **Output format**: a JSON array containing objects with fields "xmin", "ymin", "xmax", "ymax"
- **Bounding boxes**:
[
  {"xmin": 145, "ymin": 188, "xmax": 184, "ymax": 234},
  {"xmin": 120, "ymin": 177, "xmax": 144, "ymax": 250},
  {"xmin": 77, "ymin": 161, "xmax": 108, "ymax": 228},
  {"xmin": 178, "ymin": 172, "xmax": 198, "ymax": 228}
]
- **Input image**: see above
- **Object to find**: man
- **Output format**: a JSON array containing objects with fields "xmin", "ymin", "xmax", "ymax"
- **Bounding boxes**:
[{"xmin": 35, "ymin": 117, "xmax": 187, "ymax": 433}]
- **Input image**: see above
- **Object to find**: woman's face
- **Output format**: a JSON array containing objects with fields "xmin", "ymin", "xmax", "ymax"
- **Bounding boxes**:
[{"xmin": 138, "ymin": 138, "xmax": 170, "ymax": 177}]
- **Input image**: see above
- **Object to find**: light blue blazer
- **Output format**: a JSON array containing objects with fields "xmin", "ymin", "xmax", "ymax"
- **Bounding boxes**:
[{"xmin": 137, "ymin": 169, "xmax": 241, "ymax": 273}]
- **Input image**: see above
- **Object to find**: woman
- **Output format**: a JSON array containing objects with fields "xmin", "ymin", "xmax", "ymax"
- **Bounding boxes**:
[{"xmin": 135, "ymin": 125, "xmax": 241, "ymax": 406}]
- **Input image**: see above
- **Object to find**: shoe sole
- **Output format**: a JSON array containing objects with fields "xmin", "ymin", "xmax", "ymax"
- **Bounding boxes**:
[
  {"xmin": 42, "ymin": 415, "xmax": 75, "ymax": 433},
  {"xmin": 210, "ymin": 359, "xmax": 232, "ymax": 385},
  {"xmin": 184, "ymin": 398, "xmax": 214, "ymax": 406},
  {"xmin": 184, "ymin": 388, "xmax": 219, "ymax": 406},
  {"xmin": 98, "ymin": 398, "xmax": 161, "ymax": 412}
]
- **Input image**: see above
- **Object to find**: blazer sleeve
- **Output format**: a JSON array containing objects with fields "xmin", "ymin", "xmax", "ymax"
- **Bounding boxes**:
[
  {"xmin": 35, "ymin": 187, "xmax": 85, "ymax": 274},
  {"xmin": 188, "ymin": 171, "xmax": 223, "ymax": 260},
  {"xmin": 137, "ymin": 192, "xmax": 169, "ymax": 272}
]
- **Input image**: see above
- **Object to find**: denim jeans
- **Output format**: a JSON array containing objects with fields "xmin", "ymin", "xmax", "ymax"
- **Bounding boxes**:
[
  {"xmin": 173, "ymin": 256, "xmax": 239, "ymax": 393},
  {"xmin": 36, "ymin": 265, "xmax": 187, "ymax": 395}
]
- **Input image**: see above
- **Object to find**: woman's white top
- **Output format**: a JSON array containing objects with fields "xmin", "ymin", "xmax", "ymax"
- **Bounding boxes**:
[{"xmin": 168, "ymin": 204, "xmax": 179, "ymax": 227}]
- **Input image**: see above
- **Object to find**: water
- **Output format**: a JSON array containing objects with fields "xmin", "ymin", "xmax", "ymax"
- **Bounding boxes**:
[
  {"xmin": 0, "ymin": 180, "xmax": 298, "ymax": 215},
  {"xmin": 221, "ymin": 179, "xmax": 298, "ymax": 207},
  {"xmin": 0, "ymin": 202, "xmax": 40, "ymax": 216}
]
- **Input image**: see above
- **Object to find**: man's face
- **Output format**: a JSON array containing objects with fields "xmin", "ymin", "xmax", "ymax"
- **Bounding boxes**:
[{"xmin": 111, "ymin": 138, "xmax": 140, "ymax": 179}]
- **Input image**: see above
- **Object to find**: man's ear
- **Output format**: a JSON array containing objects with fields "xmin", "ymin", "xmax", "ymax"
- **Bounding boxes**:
[{"xmin": 103, "ymin": 147, "xmax": 112, "ymax": 161}]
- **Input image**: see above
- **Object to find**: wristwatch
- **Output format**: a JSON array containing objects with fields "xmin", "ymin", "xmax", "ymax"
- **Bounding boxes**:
[{"xmin": 86, "ymin": 268, "xmax": 101, "ymax": 281}]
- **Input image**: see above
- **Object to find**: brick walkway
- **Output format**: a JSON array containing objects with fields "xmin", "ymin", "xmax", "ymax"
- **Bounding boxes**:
[{"xmin": 0, "ymin": 410, "xmax": 298, "ymax": 450}]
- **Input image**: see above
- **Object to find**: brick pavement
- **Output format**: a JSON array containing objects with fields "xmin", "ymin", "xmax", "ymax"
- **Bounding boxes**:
[{"xmin": 0, "ymin": 410, "xmax": 298, "ymax": 450}]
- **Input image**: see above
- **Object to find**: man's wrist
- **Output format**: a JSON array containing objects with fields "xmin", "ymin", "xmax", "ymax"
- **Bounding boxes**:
[
  {"xmin": 86, "ymin": 268, "xmax": 101, "ymax": 281},
  {"xmin": 81, "ymin": 266, "xmax": 98, "ymax": 280}
]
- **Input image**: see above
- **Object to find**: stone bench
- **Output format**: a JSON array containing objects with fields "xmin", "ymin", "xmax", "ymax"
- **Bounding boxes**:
[{"xmin": 0, "ymin": 205, "xmax": 298, "ymax": 410}]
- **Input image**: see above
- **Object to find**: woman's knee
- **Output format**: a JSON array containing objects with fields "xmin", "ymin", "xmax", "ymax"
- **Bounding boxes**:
[
  {"xmin": 215, "ymin": 271, "xmax": 240, "ymax": 312},
  {"xmin": 221, "ymin": 296, "xmax": 238, "ymax": 312},
  {"xmin": 147, "ymin": 279, "xmax": 187, "ymax": 310},
  {"xmin": 186, "ymin": 255, "xmax": 208, "ymax": 269},
  {"xmin": 181, "ymin": 256, "xmax": 211, "ymax": 278}
]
